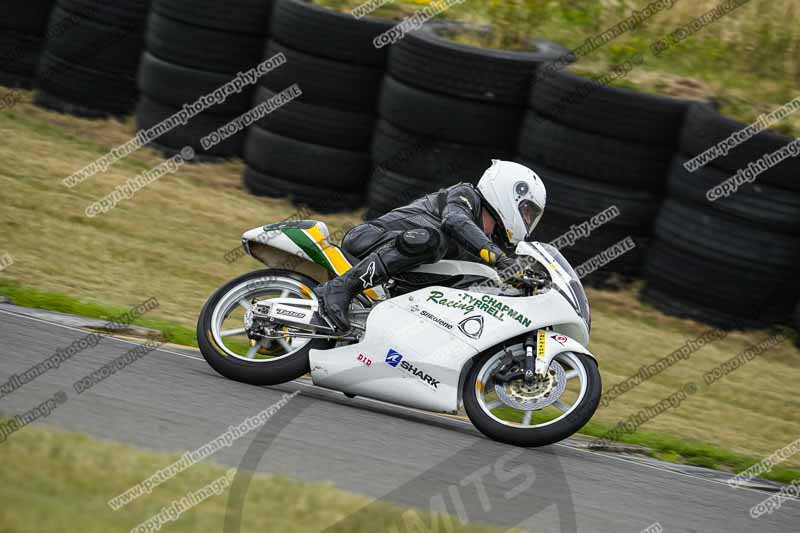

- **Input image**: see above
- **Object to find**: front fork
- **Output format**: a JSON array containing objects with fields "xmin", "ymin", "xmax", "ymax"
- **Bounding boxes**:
[
  {"xmin": 525, "ymin": 330, "xmax": 552, "ymax": 382},
  {"xmin": 523, "ymin": 334, "xmax": 536, "ymax": 383},
  {"xmin": 491, "ymin": 330, "xmax": 554, "ymax": 385}
]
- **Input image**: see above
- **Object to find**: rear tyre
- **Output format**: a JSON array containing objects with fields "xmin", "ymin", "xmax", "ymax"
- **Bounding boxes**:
[
  {"xmin": 463, "ymin": 347, "xmax": 600, "ymax": 447},
  {"xmin": 197, "ymin": 269, "xmax": 331, "ymax": 386}
]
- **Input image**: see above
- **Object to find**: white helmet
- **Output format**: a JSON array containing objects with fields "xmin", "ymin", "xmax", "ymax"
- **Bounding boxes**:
[{"xmin": 477, "ymin": 160, "xmax": 546, "ymax": 245}]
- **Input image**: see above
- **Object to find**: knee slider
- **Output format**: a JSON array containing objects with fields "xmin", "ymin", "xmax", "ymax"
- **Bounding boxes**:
[{"xmin": 396, "ymin": 228, "xmax": 440, "ymax": 257}]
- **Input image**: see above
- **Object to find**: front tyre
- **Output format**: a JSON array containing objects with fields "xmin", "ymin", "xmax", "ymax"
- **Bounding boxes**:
[
  {"xmin": 463, "ymin": 347, "xmax": 601, "ymax": 447},
  {"xmin": 197, "ymin": 269, "xmax": 331, "ymax": 386}
]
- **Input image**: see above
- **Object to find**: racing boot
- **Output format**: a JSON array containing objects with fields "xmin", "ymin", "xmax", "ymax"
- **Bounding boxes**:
[{"xmin": 314, "ymin": 252, "xmax": 388, "ymax": 332}]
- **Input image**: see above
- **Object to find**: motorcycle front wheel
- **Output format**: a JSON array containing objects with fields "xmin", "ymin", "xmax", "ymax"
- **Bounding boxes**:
[
  {"xmin": 197, "ymin": 269, "xmax": 332, "ymax": 386},
  {"xmin": 463, "ymin": 345, "xmax": 601, "ymax": 447}
]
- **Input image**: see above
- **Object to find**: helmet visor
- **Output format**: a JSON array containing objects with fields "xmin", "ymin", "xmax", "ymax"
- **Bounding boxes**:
[{"xmin": 519, "ymin": 200, "xmax": 544, "ymax": 239}]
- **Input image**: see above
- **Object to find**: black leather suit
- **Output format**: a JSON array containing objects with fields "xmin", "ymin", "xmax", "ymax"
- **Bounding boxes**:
[
  {"xmin": 314, "ymin": 183, "xmax": 510, "ymax": 331},
  {"xmin": 342, "ymin": 183, "xmax": 508, "ymax": 271}
]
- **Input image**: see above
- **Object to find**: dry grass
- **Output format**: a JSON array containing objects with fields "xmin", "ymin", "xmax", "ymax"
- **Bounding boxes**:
[
  {"xmin": 0, "ymin": 91, "xmax": 361, "ymax": 327},
  {"xmin": 588, "ymin": 286, "xmax": 800, "ymax": 469},
  {"xmin": 0, "ymin": 423, "xmax": 504, "ymax": 533},
  {"xmin": 1, "ymin": 93, "xmax": 799, "ymax": 470}
]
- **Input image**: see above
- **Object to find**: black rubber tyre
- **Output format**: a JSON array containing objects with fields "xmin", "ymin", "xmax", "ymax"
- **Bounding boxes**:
[
  {"xmin": 260, "ymin": 40, "xmax": 384, "ymax": 112},
  {"xmin": 640, "ymin": 285, "xmax": 759, "ymax": 330},
  {"xmin": 534, "ymin": 209, "xmax": 649, "ymax": 281},
  {"xmin": 36, "ymin": 52, "xmax": 138, "ymax": 115},
  {"xmin": 389, "ymin": 21, "xmax": 567, "ymax": 105},
  {"xmin": 253, "ymin": 86, "xmax": 375, "ymax": 150},
  {"xmin": 365, "ymin": 166, "xmax": 443, "ymax": 217},
  {"xmin": 654, "ymin": 198, "xmax": 800, "ymax": 271},
  {"xmin": 245, "ymin": 125, "xmax": 370, "ymax": 191},
  {"xmin": 270, "ymin": 0, "xmax": 392, "ymax": 67},
  {"xmin": 136, "ymin": 97, "xmax": 244, "ymax": 157},
  {"xmin": 145, "ymin": 12, "xmax": 264, "ymax": 74},
  {"xmin": 35, "ymin": 87, "xmax": 126, "ymax": 118},
  {"xmin": 138, "ymin": 52, "xmax": 252, "ymax": 114},
  {"xmin": 667, "ymin": 155, "xmax": 800, "ymax": 233},
  {"xmin": 0, "ymin": 31, "xmax": 42, "ymax": 81},
  {"xmin": 32, "ymin": 2, "xmax": 148, "ymax": 115},
  {"xmin": 517, "ymin": 111, "xmax": 674, "ymax": 190},
  {"xmin": 516, "ymin": 158, "xmax": 656, "ymax": 281},
  {"xmin": 518, "ymin": 157, "xmax": 660, "ymax": 228},
  {"xmin": 152, "ymin": 0, "xmax": 273, "ymax": 34},
  {"xmin": 197, "ymin": 269, "xmax": 332, "ymax": 386},
  {"xmin": 59, "ymin": 0, "xmax": 150, "ymax": 28},
  {"xmin": 370, "ymin": 119, "xmax": 508, "ymax": 182},
  {"xmin": 642, "ymin": 198, "xmax": 800, "ymax": 325},
  {"xmin": 0, "ymin": 0, "xmax": 54, "ymax": 34},
  {"xmin": 529, "ymin": 68, "xmax": 689, "ymax": 145},
  {"xmin": 794, "ymin": 301, "xmax": 800, "ymax": 338},
  {"xmin": 0, "ymin": 71, "xmax": 33, "ymax": 89},
  {"xmin": 642, "ymin": 239, "xmax": 799, "ymax": 326},
  {"xmin": 42, "ymin": 5, "xmax": 145, "ymax": 75},
  {"xmin": 244, "ymin": 166, "xmax": 363, "ymax": 213},
  {"xmin": 378, "ymin": 76, "xmax": 520, "ymax": 147},
  {"xmin": 463, "ymin": 350, "xmax": 601, "ymax": 447},
  {"xmin": 680, "ymin": 103, "xmax": 800, "ymax": 192}
]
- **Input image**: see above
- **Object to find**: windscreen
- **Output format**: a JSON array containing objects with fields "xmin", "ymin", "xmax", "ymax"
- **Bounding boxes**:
[{"xmin": 538, "ymin": 243, "xmax": 591, "ymax": 330}]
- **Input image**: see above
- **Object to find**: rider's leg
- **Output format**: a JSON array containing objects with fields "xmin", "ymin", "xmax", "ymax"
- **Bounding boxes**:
[
  {"xmin": 340, "ymin": 223, "xmax": 392, "ymax": 258},
  {"xmin": 314, "ymin": 227, "xmax": 445, "ymax": 331}
]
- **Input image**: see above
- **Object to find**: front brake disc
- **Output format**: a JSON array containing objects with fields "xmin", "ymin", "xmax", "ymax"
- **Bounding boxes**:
[{"xmin": 494, "ymin": 360, "xmax": 567, "ymax": 410}]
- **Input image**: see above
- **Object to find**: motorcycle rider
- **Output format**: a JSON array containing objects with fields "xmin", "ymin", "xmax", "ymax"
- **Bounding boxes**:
[{"xmin": 314, "ymin": 160, "xmax": 547, "ymax": 332}]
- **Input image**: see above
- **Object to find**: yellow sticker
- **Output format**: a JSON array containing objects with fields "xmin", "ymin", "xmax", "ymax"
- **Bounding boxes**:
[{"xmin": 537, "ymin": 330, "xmax": 546, "ymax": 357}]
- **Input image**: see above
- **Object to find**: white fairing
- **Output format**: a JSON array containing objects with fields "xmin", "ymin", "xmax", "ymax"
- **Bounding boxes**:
[
  {"xmin": 309, "ymin": 242, "xmax": 594, "ymax": 413},
  {"xmin": 409, "ymin": 260, "xmax": 502, "ymax": 284},
  {"xmin": 242, "ymin": 225, "xmax": 312, "ymax": 261}
]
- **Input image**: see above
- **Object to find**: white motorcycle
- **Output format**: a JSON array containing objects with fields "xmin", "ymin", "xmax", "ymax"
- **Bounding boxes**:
[{"xmin": 198, "ymin": 220, "xmax": 601, "ymax": 447}]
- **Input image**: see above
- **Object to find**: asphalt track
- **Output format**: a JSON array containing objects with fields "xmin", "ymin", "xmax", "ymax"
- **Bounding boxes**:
[{"xmin": 1, "ymin": 307, "xmax": 798, "ymax": 533}]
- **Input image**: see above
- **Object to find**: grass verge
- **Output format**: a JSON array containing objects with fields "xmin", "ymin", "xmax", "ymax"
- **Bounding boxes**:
[
  {"xmin": 0, "ymin": 423, "xmax": 504, "ymax": 533},
  {"xmin": 578, "ymin": 421, "xmax": 800, "ymax": 485},
  {"xmin": 0, "ymin": 280, "xmax": 197, "ymax": 347}
]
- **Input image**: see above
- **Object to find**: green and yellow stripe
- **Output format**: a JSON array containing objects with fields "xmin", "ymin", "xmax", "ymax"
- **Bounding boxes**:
[{"xmin": 282, "ymin": 224, "xmax": 381, "ymax": 299}]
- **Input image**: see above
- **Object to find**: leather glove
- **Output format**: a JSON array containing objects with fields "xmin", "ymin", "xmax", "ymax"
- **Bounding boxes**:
[
  {"xmin": 495, "ymin": 253, "xmax": 518, "ymax": 271},
  {"xmin": 495, "ymin": 253, "xmax": 526, "ymax": 281}
]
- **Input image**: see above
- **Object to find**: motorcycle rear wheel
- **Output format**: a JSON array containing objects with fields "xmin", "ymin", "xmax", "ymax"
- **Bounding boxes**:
[{"xmin": 197, "ymin": 269, "xmax": 332, "ymax": 385}]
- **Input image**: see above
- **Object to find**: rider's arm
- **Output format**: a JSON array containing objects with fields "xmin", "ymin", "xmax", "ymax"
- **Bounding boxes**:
[{"xmin": 440, "ymin": 184, "xmax": 507, "ymax": 266}]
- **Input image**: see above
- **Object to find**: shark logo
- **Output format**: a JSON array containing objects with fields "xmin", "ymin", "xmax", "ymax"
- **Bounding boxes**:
[
  {"xmin": 359, "ymin": 261, "xmax": 376, "ymax": 288},
  {"xmin": 385, "ymin": 349, "xmax": 403, "ymax": 367},
  {"xmin": 458, "ymin": 315, "xmax": 485, "ymax": 339}
]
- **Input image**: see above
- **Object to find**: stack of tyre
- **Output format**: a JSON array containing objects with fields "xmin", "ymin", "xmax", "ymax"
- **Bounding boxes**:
[
  {"xmin": 366, "ymin": 22, "xmax": 567, "ymax": 218},
  {"xmin": 794, "ymin": 302, "xmax": 800, "ymax": 346},
  {"xmin": 643, "ymin": 102, "xmax": 800, "ymax": 328},
  {"xmin": 243, "ymin": 0, "xmax": 392, "ymax": 212},
  {"xmin": 34, "ymin": 0, "xmax": 150, "ymax": 117},
  {"xmin": 0, "ymin": 0, "xmax": 54, "ymax": 88},
  {"xmin": 517, "ymin": 67, "xmax": 688, "ymax": 284},
  {"xmin": 137, "ymin": 0, "xmax": 274, "ymax": 159}
]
